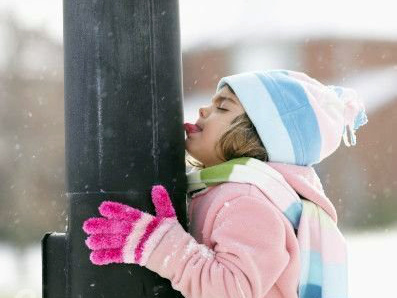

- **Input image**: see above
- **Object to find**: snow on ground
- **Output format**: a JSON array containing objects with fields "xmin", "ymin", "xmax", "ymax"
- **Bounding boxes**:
[
  {"xmin": 344, "ymin": 224, "xmax": 397, "ymax": 297},
  {"xmin": 0, "ymin": 225, "xmax": 396, "ymax": 297}
]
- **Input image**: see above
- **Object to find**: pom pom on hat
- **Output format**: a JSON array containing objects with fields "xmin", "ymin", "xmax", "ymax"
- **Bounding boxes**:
[
  {"xmin": 216, "ymin": 69, "xmax": 368, "ymax": 166},
  {"xmin": 329, "ymin": 85, "xmax": 369, "ymax": 147}
]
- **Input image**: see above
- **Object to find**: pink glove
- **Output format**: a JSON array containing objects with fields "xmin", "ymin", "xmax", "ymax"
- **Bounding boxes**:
[{"xmin": 82, "ymin": 184, "xmax": 179, "ymax": 266}]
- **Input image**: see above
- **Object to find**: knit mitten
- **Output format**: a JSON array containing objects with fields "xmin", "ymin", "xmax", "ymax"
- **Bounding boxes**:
[{"xmin": 82, "ymin": 184, "xmax": 179, "ymax": 266}]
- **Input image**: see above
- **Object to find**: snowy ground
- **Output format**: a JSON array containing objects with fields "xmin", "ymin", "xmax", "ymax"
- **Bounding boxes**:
[
  {"xmin": 0, "ymin": 225, "xmax": 396, "ymax": 298},
  {"xmin": 344, "ymin": 225, "xmax": 397, "ymax": 297}
]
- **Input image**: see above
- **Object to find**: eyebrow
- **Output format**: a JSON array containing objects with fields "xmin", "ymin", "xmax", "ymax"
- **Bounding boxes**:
[{"xmin": 212, "ymin": 95, "xmax": 238, "ymax": 106}]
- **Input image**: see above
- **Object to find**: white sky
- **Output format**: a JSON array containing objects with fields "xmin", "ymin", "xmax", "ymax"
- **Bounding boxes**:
[{"xmin": 1, "ymin": 0, "xmax": 397, "ymax": 49}]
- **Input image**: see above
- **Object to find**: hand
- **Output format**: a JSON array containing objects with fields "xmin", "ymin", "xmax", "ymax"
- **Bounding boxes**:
[{"xmin": 82, "ymin": 184, "xmax": 179, "ymax": 266}]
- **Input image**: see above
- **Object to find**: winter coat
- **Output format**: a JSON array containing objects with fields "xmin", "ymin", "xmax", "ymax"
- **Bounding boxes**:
[{"xmin": 146, "ymin": 162, "xmax": 338, "ymax": 298}]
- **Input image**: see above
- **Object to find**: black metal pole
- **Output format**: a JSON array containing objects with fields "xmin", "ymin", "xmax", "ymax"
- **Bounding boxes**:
[{"xmin": 42, "ymin": 0, "xmax": 187, "ymax": 297}]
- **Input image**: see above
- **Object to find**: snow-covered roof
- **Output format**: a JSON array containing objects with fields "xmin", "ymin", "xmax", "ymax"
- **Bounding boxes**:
[
  {"xmin": 330, "ymin": 66, "xmax": 397, "ymax": 114},
  {"xmin": 0, "ymin": 0, "xmax": 62, "ymax": 44}
]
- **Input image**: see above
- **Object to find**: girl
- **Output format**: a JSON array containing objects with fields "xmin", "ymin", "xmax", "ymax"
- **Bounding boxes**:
[{"xmin": 82, "ymin": 69, "xmax": 368, "ymax": 298}]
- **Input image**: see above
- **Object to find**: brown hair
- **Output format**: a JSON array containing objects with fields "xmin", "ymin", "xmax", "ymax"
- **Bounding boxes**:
[{"xmin": 185, "ymin": 84, "xmax": 269, "ymax": 170}]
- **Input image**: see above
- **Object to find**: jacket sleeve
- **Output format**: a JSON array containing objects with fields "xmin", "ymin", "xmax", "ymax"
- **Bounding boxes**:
[{"xmin": 145, "ymin": 195, "xmax": 290, "ymax": 298}]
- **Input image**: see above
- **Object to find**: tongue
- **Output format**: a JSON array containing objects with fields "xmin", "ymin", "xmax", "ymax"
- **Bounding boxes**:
[{"xmin": 184, "ymin": 123, "xmax": 201, "ymax": 133}]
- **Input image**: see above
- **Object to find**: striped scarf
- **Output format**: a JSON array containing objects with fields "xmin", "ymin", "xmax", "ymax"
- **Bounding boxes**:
[{"xmin": 186, "ymin": 157, "xmax": 348, "ymax": 298}]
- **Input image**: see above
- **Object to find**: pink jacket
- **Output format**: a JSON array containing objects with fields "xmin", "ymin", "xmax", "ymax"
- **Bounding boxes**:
[{"xmin": 146, "ymin": 163, "xmax": 337, "ymax": 298}]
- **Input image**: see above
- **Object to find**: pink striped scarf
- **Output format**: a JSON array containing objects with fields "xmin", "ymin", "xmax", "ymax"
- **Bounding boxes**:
[{"xmin": 186, "ymin": 157, "xmax": 348, "ymax": 298}]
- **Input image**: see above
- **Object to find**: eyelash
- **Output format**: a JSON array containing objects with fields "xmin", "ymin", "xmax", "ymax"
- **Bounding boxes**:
[{"xmin": 216, "ymin": 107, "xmax": 228, "ymax": 111}]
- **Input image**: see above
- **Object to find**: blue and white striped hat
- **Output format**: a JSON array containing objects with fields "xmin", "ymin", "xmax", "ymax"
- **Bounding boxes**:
[{"xmin": 216, "ymin": 69, "xmax": 368, "ymax": 166}]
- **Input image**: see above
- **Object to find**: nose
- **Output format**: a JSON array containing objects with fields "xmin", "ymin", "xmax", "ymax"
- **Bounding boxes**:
[
  {"xmin": 199, "ymin": 105, "xmax": 210, "ymax": 118},
  {"xmin": 199, "ymin": 107, "xmax": 205, "ymax": 118}
]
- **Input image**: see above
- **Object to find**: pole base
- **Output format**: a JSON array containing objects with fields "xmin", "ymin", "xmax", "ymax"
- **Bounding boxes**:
[{"xmin": 42, "ymin": 232, "xmax": 67, "ymax": 298}]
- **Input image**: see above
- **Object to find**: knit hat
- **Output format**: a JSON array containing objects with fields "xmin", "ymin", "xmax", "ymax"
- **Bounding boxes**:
[{"xmin": 216, "ymin": 69, "xmax": 368, "ymax": 166}]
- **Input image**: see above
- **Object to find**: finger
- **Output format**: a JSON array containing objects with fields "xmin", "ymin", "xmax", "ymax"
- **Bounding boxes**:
[
  {"xmin": 82, "ymin": 218, "xmax": 133, "ymax": 235},
  {"xmin": 89, "ymin": 248, "xmax": 123, "ymax": 265},
  {"xmin": 151, "ymin": 185, "xmax": 176, "ymax": 218},
  {"xmin": 99, "ymin": 201, "xmax": 142, "ymax": 221},
  {"xmin": 85, "ymin": 234, "xmax": 126, "ymax": 250}
]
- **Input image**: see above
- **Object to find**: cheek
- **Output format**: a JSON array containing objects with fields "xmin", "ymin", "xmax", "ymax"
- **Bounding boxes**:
[{"xmin": 202, "ymin": 126, "xmax": 222, "ymax": 146}]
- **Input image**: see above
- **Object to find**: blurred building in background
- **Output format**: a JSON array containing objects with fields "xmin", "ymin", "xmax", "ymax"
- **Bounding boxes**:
[{"xmin": 0, "ymin": 13, "xmax": 65, "ymax": 247}]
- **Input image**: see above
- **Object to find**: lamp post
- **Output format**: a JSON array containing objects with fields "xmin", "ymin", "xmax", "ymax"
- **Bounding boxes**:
[{"xmin": 42, "ymin": 0, "xmax": 187, "ymax": 297}]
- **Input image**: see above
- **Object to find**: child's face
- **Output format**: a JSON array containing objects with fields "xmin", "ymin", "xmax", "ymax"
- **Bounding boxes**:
[{"xmin": 185, "ymin": 85, "xmax": 245, "ymax": 168}]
